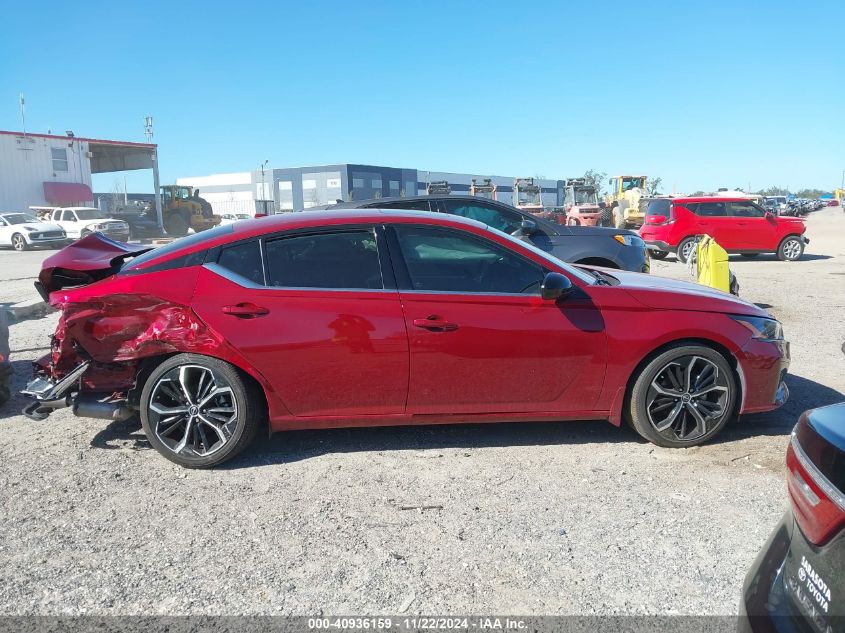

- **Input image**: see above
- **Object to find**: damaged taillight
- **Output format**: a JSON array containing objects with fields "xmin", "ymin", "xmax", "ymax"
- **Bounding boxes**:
[{"xmin": 786, "ymin": 434, "xmax": 845, "ymax": 546}]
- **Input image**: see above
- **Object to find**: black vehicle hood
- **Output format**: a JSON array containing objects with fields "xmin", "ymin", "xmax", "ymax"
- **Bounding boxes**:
[{"xmin": 554, "ymin": 225, "xmax": 637, "ymax": 237}]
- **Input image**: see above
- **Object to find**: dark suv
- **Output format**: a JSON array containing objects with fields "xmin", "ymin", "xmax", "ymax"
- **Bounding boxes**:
[{"xmin": 316, "ymin": 195, "xmax": 650, "ymax": 273}]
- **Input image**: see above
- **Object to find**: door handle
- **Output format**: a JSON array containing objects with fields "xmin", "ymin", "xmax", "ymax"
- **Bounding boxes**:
[
  {"xmin": 222, "ymin": 303, "xmax": 269, "ymax": 318},
  {"xmin": 412, "ymin": 315, "xmax": 459, "ymax": 332}
]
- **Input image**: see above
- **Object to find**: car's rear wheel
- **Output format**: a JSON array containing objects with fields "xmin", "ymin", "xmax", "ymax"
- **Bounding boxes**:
[
  {"xmin": 627, "ymin": 344, "xmax": 736, "ymax": 447},
  {"xmin": 140, "ymin": 354, "xmax": 263, "ymax": 468},
  {"xmin": 777, "ymin": 236, "xmax": 804, "ymax": 262},
  {"xmin": 649, "ymin": 250, "xmax": 669, "ymax": 260},
  {"xmin": 676, "ymin": 237, "xmax": 696, "ymax": 263},
  {"xmin": 11, "ymin": 233, "xmax": 28, "ymax": 251}
]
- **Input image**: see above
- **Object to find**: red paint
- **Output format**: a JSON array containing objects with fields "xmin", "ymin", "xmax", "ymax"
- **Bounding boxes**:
[
  {"xmin": 35, "ymin": 212, "xmax": 788, "ymax": 435},
  {"xmin": 42, "ymin": 182, "xmax": 94, "ymax": 204},
  {"xmin": 640, "ymin": 196, "xmax": 806, "ymax": 253}
]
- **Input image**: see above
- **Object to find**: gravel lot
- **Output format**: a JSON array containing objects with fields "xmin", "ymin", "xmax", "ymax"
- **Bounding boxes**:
[{"xmin": 0, "ymin": 207, "xmax": 843, "ymax": 616}]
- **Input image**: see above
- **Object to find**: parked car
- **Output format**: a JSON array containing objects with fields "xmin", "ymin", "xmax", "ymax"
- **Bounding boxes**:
[
  {"xmin": 110, "ymin": 208, "xmax": 164, "ymax": 240},
  {"xmin": 219, "ymin": 213, "xmax": 252, "ymax": 225},
  {"xmin": 23, "ymin": 211, "xmax": 789, "ymax": 468},
  {"xmin": 639, "ymin": 197, "xmax": 808, "ymax": 263},
  {"xmin": 0, "ymin": 212, "xmax": 67, "ymax": 251},
  {"xmin": 48, "ymin": 207, "xmax": 130, "ymax": 242},
  {"xmin": 315, "ymin": 195, "xmax": 650, "ymax": 273},
  {"xmin": 739, "ymin": 403, "xmax": 844, "ymax": 632}
]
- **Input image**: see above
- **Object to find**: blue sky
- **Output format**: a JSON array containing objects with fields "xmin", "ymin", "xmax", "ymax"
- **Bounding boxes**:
[{"xmin": 2, "ymin": 0, "xmax": 843, "ymax": 194}]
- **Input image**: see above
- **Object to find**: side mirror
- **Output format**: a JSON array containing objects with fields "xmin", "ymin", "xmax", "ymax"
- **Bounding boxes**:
[
  {"xmin": 764, "ymin": 211, "xmax": 774, "ymax": 220},
  {"xmin": 520, "ymin": 218, "xmax": 538, "ymax": 235},
  {"xmin": 540, "ymin": 272, "xmax": 572, "ymax": 301}
]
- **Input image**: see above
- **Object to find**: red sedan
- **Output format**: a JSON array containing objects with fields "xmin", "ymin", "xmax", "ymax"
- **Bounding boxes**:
[{"xmin": 24, "ymin": 210, "xmax": 790, "ymax": 468}]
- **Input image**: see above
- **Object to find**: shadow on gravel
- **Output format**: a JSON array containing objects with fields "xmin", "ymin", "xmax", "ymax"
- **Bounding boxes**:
[
  {"xmin": 717, "ymin": 373, "xmax": 845, "ymax": 443},
  {"xmin": 90, "ymin": 415, "xmax": 150, "ymax": 452},
  {"xmin": 223, "ymin": 419, "xmax": 640, "ymax": 469}
]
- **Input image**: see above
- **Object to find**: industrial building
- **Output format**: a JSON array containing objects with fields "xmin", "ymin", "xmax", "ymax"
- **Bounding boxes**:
[
  {"xmin": 177, "ymin": 164, "xmax": 564, "ymax": 215},
  {"xmin": 0, "ymin": 129, "xmax": 162, "ymax": 214}
]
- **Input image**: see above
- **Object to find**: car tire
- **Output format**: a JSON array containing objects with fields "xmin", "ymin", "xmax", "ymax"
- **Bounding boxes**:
[
  {"xmin": 11, "ymin": 233, "xmax": 28, "ymax": 251},
  {"xmin": 676, "ymin": 237, "xmax": 696, "ymax": 263},
  {"xmin": 649, "ymin": 250, "xmax": 669, "ymax": 260},
  {"xmin": 627, "ymin": 344, "xmax": 737, "ymax": 448},
  {"xmin": 740, "ymin": 253, "xmax": 759, "ymax": 258},
  {"xmin": 776, "ymin": 236, "xmax": 804, "ymax": 262},
  {"xmin": 140, "ymin": 354, "xmax": 264, "ymax": 468},
  {"xmin": 80, "ymin": 229, "xmax": 92, "ymax": 238}
]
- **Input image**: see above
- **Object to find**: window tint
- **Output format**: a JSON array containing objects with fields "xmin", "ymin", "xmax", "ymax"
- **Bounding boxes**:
[
  {"xmin": 393, "ymin": 226, "xmax": 543, "ymax": 294},
  {"xmin": 728, "ymin": 201, "xmax": 765, "ymax": 218},
  {"xmin": 265, "ymin": 230, "xmax": 382, "ymax": 289},
  {"xmin": 441, "ymin": 200, "xmax": 523, "ymax": 234},
  {"xmin": 690, "ymin": 202, "xmax": 726, "ymax": 217},
  {"xmin": 218, "ymin": 241, "xmax": 264, "ymax": 285},
  {"xmin": 125, "ymin": 224, "xmax": 234, "ymax": 270},
  {"xmin": 62, "ymin": 210, "xmax": 76, "ymax": 221},
  {"xmin": 647, "ymin": 199, "xmax": 671, "ymax": 215},
  {"xmin": 375, "ymin": 200, "xmax": 432, "ymax": 212}
]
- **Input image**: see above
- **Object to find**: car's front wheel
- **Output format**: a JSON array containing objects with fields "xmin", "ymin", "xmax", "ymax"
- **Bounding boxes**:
[
  {"xmin": 140, "ymin": 354, "xmax": 263, "ymax": 468},
  {"xmin": 11, "ymin": 233, "xmax": 28, "ymax": 251},
  {"xmin": 627, "ymin": 344, "xmax": 737, "ymax": 447},
  {"xmin": 777, "ymin": 236, "xmax": 804, "ymax": 262}
]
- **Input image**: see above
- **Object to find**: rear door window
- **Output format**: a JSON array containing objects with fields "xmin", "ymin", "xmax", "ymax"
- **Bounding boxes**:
[
  {"xmin": 265, "ymin": 230, "xmax": 383, "ymax": 290},
  {"xmin": 691, "ymin": 202, "xmax": 727, "ymax": 217}
]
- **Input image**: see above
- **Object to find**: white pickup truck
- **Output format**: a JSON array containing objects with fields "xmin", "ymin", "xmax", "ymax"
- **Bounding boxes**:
[{"xmin": 49, "ymin": 207, "xmax": 130, "ymax": 242}]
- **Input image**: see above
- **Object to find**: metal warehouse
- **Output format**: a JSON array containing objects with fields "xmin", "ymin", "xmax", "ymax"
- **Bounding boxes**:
[
  {"xmin": 177, "ymin": 164, "xmax": 564, "ymax": 215},
  {"xmin": 0, "ymin": 129, "xmax": 161, "ymax": 214}
]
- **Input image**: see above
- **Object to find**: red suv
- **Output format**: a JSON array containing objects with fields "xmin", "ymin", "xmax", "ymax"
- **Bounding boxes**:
[{"xmin": 640, "ymin": 197, "xmax": 808, "ymax": 263}]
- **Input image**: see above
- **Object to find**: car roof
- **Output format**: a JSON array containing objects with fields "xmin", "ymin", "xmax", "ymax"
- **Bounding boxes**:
[
  {"xmin": 320, "ymin": 194, "xmax": 508, "ymax": 209},
  {"xmin": 670, "ymin": 196, "xmax": 757, "ymax": 203}
]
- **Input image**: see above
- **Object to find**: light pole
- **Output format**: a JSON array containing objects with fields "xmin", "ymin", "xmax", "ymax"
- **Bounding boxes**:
[
  {"xmin": 260, "ymin": 159, "xmax": 269, "ymax": 215},
  {"xmin": 840, "ymin": 169, "xmax": 844, "ymax": 192}
]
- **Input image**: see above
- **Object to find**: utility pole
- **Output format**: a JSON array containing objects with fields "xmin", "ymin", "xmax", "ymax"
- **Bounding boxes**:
[
  {"xmin": 19, "ymin": 94, "xmax": 26, "ymax": 136},
  {"xmin": 260, "ymin": 159, "xmax": 269, "ymax": 215}
]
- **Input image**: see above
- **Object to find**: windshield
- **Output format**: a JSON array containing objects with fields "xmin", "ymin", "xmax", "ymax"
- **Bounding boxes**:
[
  {"xmin": 622, "ymin": 177, "xmax": 645, "ymax": 190},
  {"xmin": 486, "ymin": 226, "xmax": 597, "ymax": 285},
  {"xmin": 574, "ymin": 188, "xmax": 597, "ymax": 205},
  {"xmin": 1, "ymin": 213, "xmax": 38, "ymax": 225},
  {"xmin": 74, "ymin": 209, "xmax": 109, "ymax": 220}
]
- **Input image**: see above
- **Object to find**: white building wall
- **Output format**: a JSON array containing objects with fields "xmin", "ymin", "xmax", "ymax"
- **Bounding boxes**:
[{"xmin": 0, "ymin": 133, "xmax": 93, "ymax": 210}]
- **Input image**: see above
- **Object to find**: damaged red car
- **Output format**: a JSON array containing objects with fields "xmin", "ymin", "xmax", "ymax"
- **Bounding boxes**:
[{"xmin": 24, "ymin": 210, "xmax": 790, "ymax": 468}]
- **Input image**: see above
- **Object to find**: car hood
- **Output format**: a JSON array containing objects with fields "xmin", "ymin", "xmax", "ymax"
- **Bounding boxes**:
[
  {"xmin": 607, "ymin": 269, "xmax": 769, "ymax": 317},
  {"xmin": 18, "ymin": 222, "xmax": 63, "ymax": 232},
  {"xmin": 556, "ymin": 225, "xmax": 634, "ymax": 237},
  {"xmin": 37, "ymin": 233, "xmax": 151, "ymax": 298}
]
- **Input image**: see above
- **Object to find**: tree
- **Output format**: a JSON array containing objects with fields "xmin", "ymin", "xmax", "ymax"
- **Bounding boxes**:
[
  {"xmin": 582, "ymin": 169, "xmax": 607, "ymax": 196},
  {"xmin": 758, "ymin": 185, "xmax": 790, "ymax": 196},
  {"xmin": 795, "ymin": 188, "xmax": 828, "ymax": 199},
  {"xmin": 647, "ymin": 177, "xmax": 663, "ymax": 195}
]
